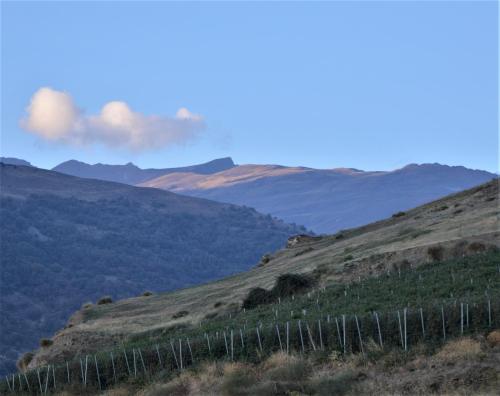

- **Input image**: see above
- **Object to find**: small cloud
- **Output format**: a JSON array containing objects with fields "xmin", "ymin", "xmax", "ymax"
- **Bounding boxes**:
[{"xmin": 21, "ymin": 87, "xmax": 206, "ymax": 151}]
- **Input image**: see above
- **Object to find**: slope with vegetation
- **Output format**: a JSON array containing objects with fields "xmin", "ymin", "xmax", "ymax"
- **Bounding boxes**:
[
  {"xmin": 0, "ymin": 163, "xmax": 305, "ymax": 377},
  {"xmin": 13, "ymin": 179, "xmax": 498, "ymax": 395}
]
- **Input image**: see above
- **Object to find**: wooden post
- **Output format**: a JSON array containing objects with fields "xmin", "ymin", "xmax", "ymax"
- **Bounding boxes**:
[
  {"xmin": 230, "ymin": 331, "xmax": 234, "ymax": 361},
  {"xmin": 441, "ymin": 306, "xmax": 446, "ymax": 341},
  {"xmin": 420, "ymin": 308, "xmax": 425, "ymax": 338},
  {"xmin": 5, "ymin": 376, "xmax": 11, "ymax": 392},
  {"xmin": 138, "ymin": 349, "xmax": 147, "ymax": 374},
  {"xmin": 132, "ymin": 349, "xmax": 137, "ymax": 377},
  {"xmin": 403, "ymin": 308, "xmax": 408, "ymax": 351},
  {"xmin": 355, "ymin": 315, "xmax": 364, "ymax": 356},
  {"xmin": 276, "ymin": 324, "xmax": 283, "ymax": 352},
  {"xmin": 286, "ymin": 322, "xmax": 290, "ymax": 354},
  {"xmin": 223, "ymin": 331, "xmax": 229, "ymax": 357},
  {"xmin": 239, "ymin": 328, "xmax": 245, "ymax": 349},
  {"xmin": 52, "ymin": 364, "xmax": 56, "ymax": 391},
  {"xmin": 123, "ymin": 349, "xmax": 131, "ymax": 376},
  {"xmin": 374, "ymin": 312, "xmax": 383, "ymax": 347},
  {"xmin": 84, "ymin": 356, "xmax": 89, "ymax": 386},
  {"xmin": 179, "ymin": 339, "xmax": 183, "ymax": 370},
  {"xmin": 23, "ymin": 372, "xmax": 30, "ymax": 392},
  {"xmin": 460, "ymin": 303, "xmax": 464, "ymax": 335},
  {"xmin": 318, "ymin": 320, "xmax": 324, "ymax": 350},
  {"xmin": 44, "ymin": 365, "xmax": 50, "ymax": 394},
  {"xmin": 155, "ymin": 344, "xmax": 162, "ymax": 367},
  {"xmin": 22, "ymin": 372, "xmax": 30, "ymax": 392},
  {"xmin": 66, "ymin": 361, "xmax": 70, "ymax": 384},
  {"xmin": 298, "ymin": 320, "xmax": 305, "ymax": 353},
  {"xmin": 397, "ymin": 311, "xmax": 404, "ymax": 348},
  {"xmin": 110, "ymin": 352, "xmax": 117, "ymax": 383},
  {"xmin": 256, "ymin": 327, "xmax": 263, "ymax": 352},
  {"xmin": 37, "ymin": 368, "xmax": 42, "ymax": 394},
  {"xmin": 342, "ymin": 315, "xmax": 346, "ymax": 354},
  {"xmin": 335, "ymin": 317, "xmax": 342, "ymax": 350},
  {"xmin": 205, "ymin": 333, "xmax": 211, "ymax": 354},
  {"xmin": 79, "ymin": 358, "xmax": 84, "ymax": 384},
  {"xmin": 95, "ymin": 355, "xmax": 102, "ymax": 391},
  {"xmin": 488, "ymin": 299, "xmax": 492, "ymax": 327},
  {"xmin": 170, "ymin": 341, "xmax": 180, "ymax": 369},
  {"xmin": 187, "ymin": 338, "xmax": 194, "ymax": 364}
]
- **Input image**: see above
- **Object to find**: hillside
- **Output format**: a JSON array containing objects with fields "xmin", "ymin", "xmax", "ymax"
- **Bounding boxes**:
[
  {"xmin": 0, "ymin": 164, "xmax": 305, "ymax": 376},
  {"xmin": 52, "ymin": 157, "xmax": 235, "ymax": 185},
  {"xmin": 140, "ymin": 162, "xmax": 496, "ymax": 234},
  {"xmin": 25, "ymin": 179, "xmax": 499, "ymax": 378}
]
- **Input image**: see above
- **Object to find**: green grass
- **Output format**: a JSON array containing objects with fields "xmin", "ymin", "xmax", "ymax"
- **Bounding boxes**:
[{"xmin": 125, "ymin": 251, "xmax": 500, "ymax": 348}]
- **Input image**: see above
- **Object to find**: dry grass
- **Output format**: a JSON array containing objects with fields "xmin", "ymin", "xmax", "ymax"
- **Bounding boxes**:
[
  {"xmin": 486, "ymin": 330, "xmax": 500, "ymax": 348},
  {"xmin": 434, "ymin": 337, "xmax": 483, "ymax": 362}
]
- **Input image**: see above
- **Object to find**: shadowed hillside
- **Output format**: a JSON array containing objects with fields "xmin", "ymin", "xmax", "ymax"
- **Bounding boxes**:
[{"xmin": 0, "ymin": 163, "xmax": 305, "ymax": 376}]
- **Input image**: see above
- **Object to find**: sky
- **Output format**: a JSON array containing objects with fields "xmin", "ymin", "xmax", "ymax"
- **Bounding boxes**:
[{"xmin": 1, "ymin": 1, "xmax": 498, "ymax": 172}]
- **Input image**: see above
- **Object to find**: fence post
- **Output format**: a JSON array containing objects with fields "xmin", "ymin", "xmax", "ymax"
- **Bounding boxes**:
[
  {"xmin": 286, "ymin": 322, "xmax": 290, "ymax": 354},
  {"xmin": 110, "ymin": 352, "xmax": 117, "ymax": 383},
  {"xmin": 487, "ymin": 299, "xmax": 492, "ymax": 327},
  {"xmin": 318, "ymin": 320, "xmax": 324, "ymax": 350},
  {"xmin": 441, "ymin": 306, "xmax": 446, "ymax": 341},
  {"xmin": 52, "ymin": 365, "xmax": 56, "ymax": 391},
  {"xmin": 230, "ymin": 331, "xmax": 234, "ymax": 361},
  {"xmin": 84, "ymin": 356, "xmax": 89, "ymax": 387},
  {"xmin": 66, "ymin": 361, "xmax": 70, "ymax": 384},
  {"xmin": 170, "ymin": 341, "xmax": 180, "ymax": 370},
  {"xmin": 179, "ymin": 339, "xmax": 183, "ymax": 370},
  {"xmin": 397, "ymin": 311, "xmax": 404, "ymax": 349},
  {"xmin": 95, "ymin": 355, "xmax": 102, "ymax": 391},
  {"xmin": 132, "ymin": 349, "xmax": 137, "ymax": 377},
  {"xmin": 240, "ymin": 328, "xmax": 245, "ymax": 349},
  {"xmin": 5, "ymin": 376, "xmax": 11, "ymax": 392},
  {"xmin": 37, "ymin": 368, "xmax": 42, "ymax": 394},
  {"xmin": 23, "ymin": 372, "xmax": 30, "ymax": 392},
  {"xmin": 205, "ymin": 333, "xmax": 211, "ymax": 354},
  {"xmin": 187, "ymin": 338, "xmax": 194, "ymax": 364},
  {"xmin": 276, "ymin": 324, "xmax": 283, "ymax": 352},
  {"xmin": 403, "ymin": 308, "xmax": 408, "ymax": 351},
  {"xmin": 342, "ymin": 315, "xmax": 346, "ymax": 354},
  {"xmin": 155, "ymin": 344, "xmax": 162, "ymax": 367},
  {"xmin": 355, "ymin": 315, "xmax": 364, "ymax": 357},
  {"xmin": 44, "ymin": 365, "xmax": 49, "ymax": 394},
  {"xmin": 223, "ymin": 331, "xmax": 229, "ymax": 357},
  {"xmin": 306, "ymin": 323, "xmax": 316, "ymax": 351},
  {"xmin": 335, "ymin": 317, "xmax": 342, "ymax": 350},
  {"xmin": 298, "ymin": 320, "xmax": 305, "ymax": 353},
  {"xmin": 460, "ymin": 303, "xmax": 464, "ymax": 335},
  {"xmin": 420, "ymin": 308, "xmax": 425, "ymax": 338},
  {"xmin": 138, "ymin": 349, "xmax": 147, "ymax": 374},
  {"xmin": 256, "ymin": 327, "xmax": 263, "ymax": 353},
  {"xmin": 374, "ymin": 312, "xmax": 383, "ymax": 347}
]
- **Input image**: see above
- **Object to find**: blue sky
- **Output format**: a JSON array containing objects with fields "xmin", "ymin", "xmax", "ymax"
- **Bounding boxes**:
[{"xmin": 1, "ymin": 1, "xmax": 498, "ymax": 172}]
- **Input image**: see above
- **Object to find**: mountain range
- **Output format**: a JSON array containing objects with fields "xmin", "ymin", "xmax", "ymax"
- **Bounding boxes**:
[
  {"xmin": 0, "ymin": 163, "xmax": 304, "ymax": 376},
  {"xmin": 47, "ymin": 157, "xmax": 496, "ymax": 234}
]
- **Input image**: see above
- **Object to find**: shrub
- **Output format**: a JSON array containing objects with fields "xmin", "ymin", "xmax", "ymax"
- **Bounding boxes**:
[
  {"xmin": 468, "ymin": 242, "xmax": 486, "ymax": 253},
  {"xmin": 263, "ymin": 353, "xmax": 310, "ymax": 382},
  {"xmin": 435, "ymin": 338, "xmax": 482, "ymax": 362},
  {"xmin": 344, "ymin": 255, "xmax": 354, "ymax": 262},
  {"xmin": 142, "ymin": 291, "xmax": 154, "ymax": 297},
  {"xmin": 214, "ymin": 301, "xmax": 224, "ymax": 308},
  {"xmin": 16, "ymin": 352, "xmax": 34, "ymax": 371},
  {"xmin": 392, "ymin": 211, "xmax": 406, "ymax": 218},
  {"xmin": 81, "ymin": 302, "xmax": 93, "ymax": 309},
  {"xmin": 272, "ymin": 273, "xmax": 314, "ymax": 298},
  {"xmin": 306, "ymin": 370, "xmax": 358, "ymax": 396},
  {"xmin": 172, "ymin": 310, "xmax": 189, "ymax": 319},
  {"xmin": 427, "ymin": 245, "xmax": 444, "ymax": 262},
  {"xmin": 97, "ymin": 296, "xmax": 113, "ymax": 305},
  {"xmin": 221, "ymin": 363, "xmax": 255, "ymax": 396},
  {"xmin": 242, "ymin": 288, "xmax": 273, "ymax": 310},
  {"xmin": 40, "ymin": 338, "xmax": 53, "ymax": 347}
]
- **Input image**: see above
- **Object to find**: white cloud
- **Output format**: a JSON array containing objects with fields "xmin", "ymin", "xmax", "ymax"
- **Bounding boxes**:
[{"xmin": 21, "ymin": 87, "xmax": 205, "ymax": 151}]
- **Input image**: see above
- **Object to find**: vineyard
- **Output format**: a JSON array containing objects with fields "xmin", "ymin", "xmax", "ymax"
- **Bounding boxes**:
[{"xmin": 2, "ymin": 251, "xmax": 499, "ymax": 394}]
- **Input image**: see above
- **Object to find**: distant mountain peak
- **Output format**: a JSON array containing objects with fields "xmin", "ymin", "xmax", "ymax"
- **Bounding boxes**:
[{"xmin": 0, "ymin": 157, "xmax": 33, "ymax": 167}]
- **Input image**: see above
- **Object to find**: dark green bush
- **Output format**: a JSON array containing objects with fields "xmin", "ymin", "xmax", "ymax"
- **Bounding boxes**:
[
  {"xmin": 39, "ymin": 338, "xmax": 53, "ymax": 347},
  {"xmin": 97, "ymin": 296, "xmax": 113, "ymax": 305}
]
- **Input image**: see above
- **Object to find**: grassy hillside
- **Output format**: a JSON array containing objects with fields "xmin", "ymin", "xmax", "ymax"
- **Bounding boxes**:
[
  {"xmin": 20, "ymin": 179, "xmax": 499, "ymax": 385},
  {"xmin": 0, "ymin": 164, "xmax": 305, "ymax": 377}
]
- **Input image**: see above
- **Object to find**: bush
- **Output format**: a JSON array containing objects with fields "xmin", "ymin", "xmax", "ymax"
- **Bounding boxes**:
[
  {"xmin": 427, "ymin": 245, "xmax": 444, "ymax": 262},
  {"xmin": 306, "ymin": 370, "xmax": 358, "ymax": 396},
  {"xmin": 392, "ymin": 211, "xmax": 406, "ymax": 218},
  {"xmin": 272, "ymin": 273, "xmax": 314, "ymax": 298},
  {"xmin": 97, "ymin": 296, "xmax": 113, "ymax": 305},
  {"xmin": 40, "ymin": 338, "xmax": 53, "ymax": 347},
  {"xmin": 16, "ymin": 352, "xmax": 34, "ymax": 371},
  {"xmin": 221, "ymin": 363, "xmax": 256, "ymax": 396},
  {"xmin": 142, "ymin": 291, "xmax": 154, "ymax": 297},
  {"xmin": 242, "ymin": 288, "xmax": 273, "ymax": 310},
  {"xmin": 344, "ymin": 254, "xmax": 354, "ymax": 262},
  {"xmin": 172, "ymin": 310, "xmax": 189, "ymax": 319}
]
